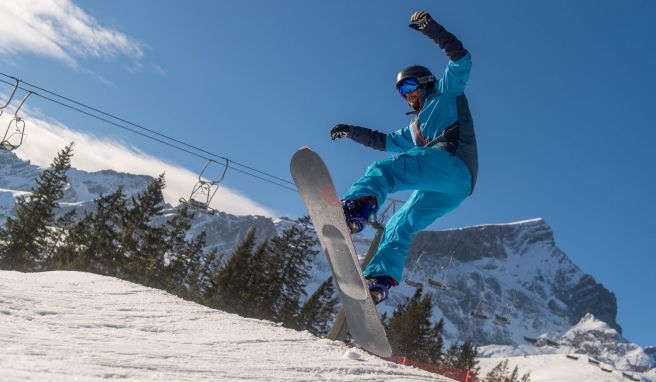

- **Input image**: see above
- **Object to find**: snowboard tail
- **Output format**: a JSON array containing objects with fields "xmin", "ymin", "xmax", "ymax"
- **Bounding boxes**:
[{"xmin": 290, "ymin": 146, "xmax": 392, "ymax": 357}]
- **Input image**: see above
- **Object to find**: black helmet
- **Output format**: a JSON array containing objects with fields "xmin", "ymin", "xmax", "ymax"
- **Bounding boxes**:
[{"xmin": 395, "ymin": 65, "xmax": 435, "ymax": 88}]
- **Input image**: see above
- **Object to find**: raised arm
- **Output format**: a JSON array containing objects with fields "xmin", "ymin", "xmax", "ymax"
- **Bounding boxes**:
[{"xmin": 410, "ymin": 12, "xmax": 472, "ymax": 95}]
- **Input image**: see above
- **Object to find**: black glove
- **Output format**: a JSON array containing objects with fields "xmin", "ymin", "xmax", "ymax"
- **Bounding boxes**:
[
  {"xmin": 330, "ymin": 124, "xmax": 352, "ymax": 140},
  {"xmin": 409, "ymin": 11, "xmax": 432, "ymax": 31}
]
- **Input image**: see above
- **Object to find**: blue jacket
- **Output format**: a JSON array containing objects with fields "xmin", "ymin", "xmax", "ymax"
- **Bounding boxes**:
[{"xmin": 349, "ymin": 20, "xmax": 478, "ymax": 192}]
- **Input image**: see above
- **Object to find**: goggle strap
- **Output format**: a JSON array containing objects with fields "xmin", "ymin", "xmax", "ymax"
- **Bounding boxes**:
[{"xmin": 417, "ymin": 75, "xmax": 436, "ymax": 86}]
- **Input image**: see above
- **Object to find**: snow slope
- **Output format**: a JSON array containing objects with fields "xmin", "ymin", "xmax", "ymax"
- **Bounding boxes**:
[
  {"xmin": 0, "ymin": 270, "xmax": 453, "ymax": 382},
  {"xmin": 478, "ymin": 354, "xmax": 643, "ymax": 382}
]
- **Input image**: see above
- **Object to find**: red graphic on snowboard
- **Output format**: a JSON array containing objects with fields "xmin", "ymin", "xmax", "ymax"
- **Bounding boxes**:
[{"xmin": 320, "ymin": 187, "xmax": 341, "ymax": 206}]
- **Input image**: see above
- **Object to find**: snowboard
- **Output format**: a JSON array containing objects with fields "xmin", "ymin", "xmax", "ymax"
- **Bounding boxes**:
[{"xmin": 290, "ymin": 146, "xmax": 392, "ymax": 358}]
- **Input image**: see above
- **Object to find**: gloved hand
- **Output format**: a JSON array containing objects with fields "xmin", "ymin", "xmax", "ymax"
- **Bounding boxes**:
[
  {"xmin": 409, "ymin": 11, "xmax": 432, "ymax": 30},
  {"xmin": 330, "ymin": 124, "xmax": 352, "ymax": 140}
]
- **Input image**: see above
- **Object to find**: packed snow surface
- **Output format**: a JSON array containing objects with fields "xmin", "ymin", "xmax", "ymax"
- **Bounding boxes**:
[
  {"xmin": 0, "ymin": 271, "xmax": 452, "ymax": 382},
  {"xmin": 478, "ymin": 354, "xmax": 643, "ymax": 382}
]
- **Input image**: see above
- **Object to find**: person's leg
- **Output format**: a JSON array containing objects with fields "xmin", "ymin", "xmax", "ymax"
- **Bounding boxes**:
[
  {"xmin": 342, "ymin": 147, "xmax": 470, "ymax": 208},
  {"xmin": 363, "ymin": 189, "xmax": 467, "ymax": 283},
  {"xmin": 342, "ymin": 147, "xmax": 471, "ymax": 282}
]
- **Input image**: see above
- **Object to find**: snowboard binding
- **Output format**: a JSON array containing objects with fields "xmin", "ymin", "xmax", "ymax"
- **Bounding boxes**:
[
  {"xmin": 341, "ymin": 196, "xmax": 378, "ymax": 234},
  {"xmin": 366, "ymin": 276, "xmax": 396, "ymax": 304}
]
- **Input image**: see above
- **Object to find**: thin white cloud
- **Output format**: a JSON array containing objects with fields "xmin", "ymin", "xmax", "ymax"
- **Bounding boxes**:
[
  {"xmin": 0, "ymin": 110, "xmax": 276, "ymax": 218},
  {"xmin": 0, "ymin": 0, "xmax": 143, "ymax": 67}
]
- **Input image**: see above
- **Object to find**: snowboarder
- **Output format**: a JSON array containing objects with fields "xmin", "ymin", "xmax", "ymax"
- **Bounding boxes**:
[{"xmin": 330, "ymin": 11, "xmax": 478, "ymax": 304}]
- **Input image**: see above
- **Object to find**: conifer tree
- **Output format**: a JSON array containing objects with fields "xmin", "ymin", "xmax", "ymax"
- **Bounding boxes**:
[
  {"xmin": 443, "ymin": 340, "xmax": 480, "ymax": 375},
  {"xmin": 485, "ymin": 359, "xmax": 530, "ymax": 382},
  {"xmin": 0, "ymin": 143, "xmax": 74, "ymax": 271},
  {"xmin": 162, "ymin": 206, "xmax": 218, "ymax": 301},
  {"xmin": 262, "ymin": 216, "xmax": 318, "ymax": 324},
  {"xmin": 207, "ymin": 228, "xmax": 258, "ymax": 314},
  {"xmin": 50, "ymin": 187, "xmax": 128, "ymax": 274},
  {"xmin": 296, "ymin": 276, "xmax": 338, "ymax": 336},
  {"xmin": 385, "ymin": 288, "xmax": 445, "ymax": 364},
  {"xmin": 156, "ymin": 205, "xmax": 195, "ymax": 291},
  {"xmin": 238, "ymin": 240, "xmax": 272, "ymax": 318},
  {"xmin": 43, "ymin": 209, "xmax": 80, "ymax": 271},
  {"xmin": 123, "ymin": 174, "xmax": 168, "ymax": 285},
  {"xmin": 184, "ymin": 242, "xmax": 220, "ymax": 303}
]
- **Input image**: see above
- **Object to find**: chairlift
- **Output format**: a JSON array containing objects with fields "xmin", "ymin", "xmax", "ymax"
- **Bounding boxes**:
[
  {"xmin": 600, "ymin": 365, "xmax": 613, "ymax": 373},
  {"xmin": 0, "ymin": 76, "xmax": 20, "ymax": 113},
  {"xmin": 622, "ymin": 372, "xmax": 640, "ymax": 381},
  {"xmin": 428, "ymin": 278, "xmax": 445, "ymax": 289},
  {"xmin": 494, "ymin": 314, "xmax": 510, "ymax": 324},
  {"xmin": 404, "ymin": 249, "xmax": 426, "ymax": 288},
  {"xmin": 179, "ymin": 159, "xmax": 229, "ymax": 214},
  {"xmin": 545, "ymin": 339, "xmax": 561, "ymax": 348},
  {"xmin": 370, "ymin": 197, "xmax": 404, "ymax": 229},
  {"xmin": 471, "ymin": 299, "xmax": 488, "ymax": 320},
  {"xmin": 1, "ymin": 78, "xmax": 31, "ymax": 151},
  {"xmin": 588, "ymin": 357, "xmax": 600, "ymax": 366},
  {"xmin": 566, "ymin": 354, "xmax": 580, "ymax": 360},
  {"xmin": 523, "ymin": 336, "xmax": 538, "ymax": 344},
  {"xmin": 405, "ymin": 279, "xmax": 423, "ymax": 288},
  {"xmin": 494, "ymin": 302, "xmax": 512, "ymax": 324},
  {"xmin": 428, "ymin": 255, "xmax": 453, "ymax": 290}
]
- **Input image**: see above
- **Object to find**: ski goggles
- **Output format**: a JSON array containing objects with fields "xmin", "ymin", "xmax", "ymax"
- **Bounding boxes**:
[{"xmin": 396, "ymin": 78, "xmax": 421, "ymax": 98}]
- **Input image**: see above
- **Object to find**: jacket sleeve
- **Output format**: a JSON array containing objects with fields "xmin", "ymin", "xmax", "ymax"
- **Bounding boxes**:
[
  {"xmin": 349, "ymin": 124, "xmax": 416, "ymax": 152},
  {"xmin": 422, "ymin": 19, "xmax": 472, "ymax": 96},
  {"xmin": 385, "ymin": 125, "xmax": 415, "ymax": 152},
  {"xmin": 348, "ymin": 125, "xmax": 387, "ymax": 151}
]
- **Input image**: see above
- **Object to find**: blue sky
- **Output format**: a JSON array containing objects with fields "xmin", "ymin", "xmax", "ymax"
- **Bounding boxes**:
[{"xmin": 0, "ymin": 1, "xmax": 654, "ymax": 347}]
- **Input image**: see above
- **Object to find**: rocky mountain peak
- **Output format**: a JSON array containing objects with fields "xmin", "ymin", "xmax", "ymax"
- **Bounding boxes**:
[{"xmin": 559, "ymin": 313, "xmax": 654, "ymax": 372}]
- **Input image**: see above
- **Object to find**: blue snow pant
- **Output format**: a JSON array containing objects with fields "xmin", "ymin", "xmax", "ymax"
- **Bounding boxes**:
[{"xmin": 342, "ymin": 147, "xmax": 472, "ymax": 284}]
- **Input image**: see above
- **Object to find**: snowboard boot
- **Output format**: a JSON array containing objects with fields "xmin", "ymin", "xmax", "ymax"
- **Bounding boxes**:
[
  {"xmin": 366, "ymin": 276, "xmax": 396, "ymax": 305},
  {"xmin": 341, "ymin": 196, "xmax": 378, "ymax": 234}
]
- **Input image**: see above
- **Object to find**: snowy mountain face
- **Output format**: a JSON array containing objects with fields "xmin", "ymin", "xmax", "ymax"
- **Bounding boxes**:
[
  {"xmin": 388, "ymin": 219, "xmax": 620, "ymax": 347},
  {"xmin": 647, "ymin": 347, "xmax": 656, "ymax": 364},
  {"xmin": 560, "ymin": 313, "xmax": 653, "ymax": 372},
  {"xmin": 0, "ymin": 151, "xmax": 41, "ymax": 223},
  {"xmin": 183, "ymin": 210, "xmax": 277, "ymax": 254},
  {"xmin": 0, "ymin": 150, "xmax": 152, "ymax": 221}
]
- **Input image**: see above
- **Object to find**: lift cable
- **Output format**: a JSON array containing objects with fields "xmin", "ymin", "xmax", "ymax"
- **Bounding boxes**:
[{"xmin": 0, "ymin": 73, "xmax": 297, "ymax": 192}]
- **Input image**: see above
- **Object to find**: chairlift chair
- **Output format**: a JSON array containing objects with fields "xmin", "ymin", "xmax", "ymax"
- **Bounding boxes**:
[
  {"xmin": 428, "ymin": 278, "xmax": 446, "ymax": 289},
  {"xmin": 494, "ymin": 302, "xmax": 512, "ymax": 324},
  {"xmin": 0, "ymin": 78, "xmax": 31, "ymax": 152},
  {"xmin": 545, "ymin": 339, "xmax": 561, "ymax": 348},
  {"xmin": 402, "ymin": 249, "xmax": 427, "ymax": 289},
  {"xmin": 471, "ymin": 299, "xmax": 488, "ymax": 320},
  {"xmin": 588, "ymin": 357, "xmax": 601, "ymax": 366},
  {"xmin": 523, "ymin": 336, "xmax": 538, "ymax": 344},
  {"xmin": 622, "ymin": 372, "xmax": 641, "ymax": 381},
  {"xmin": 405, "ymin": 279, "xmax": 423, "ymax": 288},
  {"xmin": 428, "ymin": 255, "xmax": 453, "ymax": 290},
  {"xmin": 179, "ymin": 159, "xmax": 229, "ymax": 214},
  {"xmin": 494, "ymin": 314, "xmax": 510, "ymax": 324}
]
